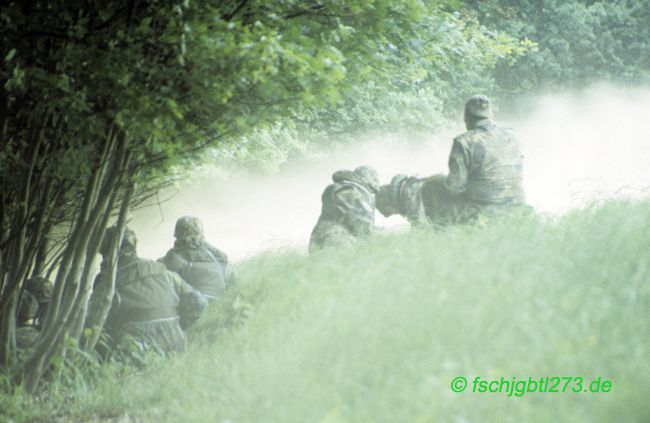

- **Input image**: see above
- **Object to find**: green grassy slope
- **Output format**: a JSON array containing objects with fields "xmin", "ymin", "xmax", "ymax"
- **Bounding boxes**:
[{"xmin": 6, "ymin": 200, "xmax": 650, "ymax": 422}]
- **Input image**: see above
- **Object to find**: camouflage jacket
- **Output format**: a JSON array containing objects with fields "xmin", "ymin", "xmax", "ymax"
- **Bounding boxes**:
[
  {"xmin": 161, "ymin": 241, "xmax": 234, "ymax": 300},
  {"xmin": 388, "ymin": 175, "xmax": 428, "ymax": 225},
  {"xmin": 445, "ymin": 119, "xmax": 525, "ymax": 206},
  {"xmin": 315, "ymin": 170, "xmax": 376, "ymax": 236},
  {"xmin": 106, "ymin": 257, "xmax": 206, "ymax": 333}
]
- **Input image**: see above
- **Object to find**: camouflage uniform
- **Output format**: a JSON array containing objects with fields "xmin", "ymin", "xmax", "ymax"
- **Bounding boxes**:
[
  {"xmin": 99, "ymin": 227, "xmax": 206, "ymax": 357},
  {"xmin": 309, "ymin": 166, "xmax": 379, "ymax": 251},
  {"xmin": 443, "ymin": 95, "xmax": 525, "ymax": 221},
  {"xmin": 161, "ymin": 216, "xmax": 234, "ymax": 301},
  {"xmin": 378, "ymin": 96, "xmax": 525, "ymax": 225},
  {"xmin": 16, "ymin": 277, "xmax": 53, "ymax": 349},
  {"xmin": 376, "ymin": 174, "xmax": 466, "ymax": 225},
  {"xmin": 376, "ymin": 174, "xmax": 428, "ymax": 225}
]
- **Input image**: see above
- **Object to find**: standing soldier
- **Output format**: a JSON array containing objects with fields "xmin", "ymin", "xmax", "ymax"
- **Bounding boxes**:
[
  {"xmin": 161, "ymin": 216, "xmax": 234, "ymax": 301},
  {"xmin": 309, "ymin": 165, "xmax": 380, "ymax": 252},
  {"xmin": 98, "ymin": 226, "xmax": 206, "ymax": 358}
]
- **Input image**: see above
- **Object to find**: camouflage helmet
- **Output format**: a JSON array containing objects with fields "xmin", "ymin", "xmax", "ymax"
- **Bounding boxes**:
[
  {"xmin": 464, "ymin": 94, "xmax": 493, "ymax": 119},
  {"xmin": 353, "ymin": 165, "xmax": 380, "ymax": 194},
  {"xmin": 174, "ymin": 216, "xmax": 204, "ymax": 240},
  {"xmin": 25, "ymin": 277, "xmax": 52, "ymax": 303},
  {"xmin": 99, "ymin": 225, "xmax": 137, "ymax": 256}
]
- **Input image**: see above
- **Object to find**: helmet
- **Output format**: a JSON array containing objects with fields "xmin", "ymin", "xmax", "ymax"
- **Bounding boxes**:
[
  {"xmin": 100, "ymin": 226, "xmax": 137, "ymax": 256},
  {"xmin": 25, "ymin": 277, "xmax": 52, "ymax": 302},
  {"xmin": 354, "ymin": 165, "xmax": 380, "ymax": 194},
  {"xmin": 174, "ymin": 216, "xmax": 204, "ymax": 241},
  {"xmin": 464, "ymin": 94, "xmax": 493, "ymax": 119}
]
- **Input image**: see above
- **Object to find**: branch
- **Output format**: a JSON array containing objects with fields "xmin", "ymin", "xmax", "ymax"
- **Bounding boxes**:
[{"xmin": 222, "ymin": 0, "xmax": 249, "ymax": 21}]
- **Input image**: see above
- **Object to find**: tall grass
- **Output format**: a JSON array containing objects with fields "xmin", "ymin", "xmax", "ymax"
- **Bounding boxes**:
[{"xmin": 3, "ymin": 199, "xmax": 650, "ymax": 422}]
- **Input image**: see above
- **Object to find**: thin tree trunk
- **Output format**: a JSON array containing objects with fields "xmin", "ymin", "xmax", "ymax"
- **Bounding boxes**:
[
  {"xmin": 31, "ymin": 236, "xmax": 49, "ymax": 279},
  {"xmin": 22, "ymin": 132, "xmax": 130, "ymax": 393},
  {"xmin": 83, "ymin": 183, "xmax": 133, "ymax": 351},
  {"xmin": 0, "ymin": 293, "xmax": 18, "ymax": 367}
]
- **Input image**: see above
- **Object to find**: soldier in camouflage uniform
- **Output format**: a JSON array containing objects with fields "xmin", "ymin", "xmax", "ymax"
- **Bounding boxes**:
[
  {"xmin": 99, "ymin": 226, "xmax": 206, "ymax": 357},
  {"xmin": 443, "ymin": 94, "xmax": 526, "ymax": 219},
  {"xmin": 16, "ymin": 277, "xmax": 53, "ymax": 349},
  {"xmin": 377, "ymin": 174, "xmax": 462, "ymax": 226},
  {"xmin": 377, "ymin": 95, "xmax": 525, "ymax": 225},
  {"xmin": 309, "ymin": 165, "xmax": 380, "ymax": 252},
  {"xmin": 161, "ymin": 216, "xmax": 234, "ymax": 301},
  {"xmin": 376, "ymin": 174, "xmax": 429, "ymax": 226},
  {"xmin": 376, "ymin": 173, "xmax": 468, "ymax": 226}
]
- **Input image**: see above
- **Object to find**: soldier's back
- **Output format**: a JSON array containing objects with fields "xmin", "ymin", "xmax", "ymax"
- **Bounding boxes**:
[
  {"xmin": 162, "ymin": 244, "xmax": 227, "ymax": 300},
  {"xmin": 455, "ymin": 120, "xmax": 525, "ymax": 206},
  {"xmin": 108, "ymin": 258, "xmax": 187, "ymax": 356}
]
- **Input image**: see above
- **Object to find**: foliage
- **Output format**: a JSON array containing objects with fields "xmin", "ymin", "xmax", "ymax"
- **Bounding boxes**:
[
  {"xmin": 0, "ymin": 0, "xmax": 641, "ymax": 399},
  {"xmin": 466, "ymin": 0, "xmax": 650, "ymax": 96},
  {"xmin": 3, "ymin": 199, "xmax": 650, "ymax": 421},
  {"xmin": 0, "ymin": 0, "xmax": 529, "ymax": 390},
  {"xmin": 299, "ymin": 8, "xmax": 532, "ymax": 142}
]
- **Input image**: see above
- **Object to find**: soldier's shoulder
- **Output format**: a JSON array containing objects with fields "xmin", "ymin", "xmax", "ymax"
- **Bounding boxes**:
[
  {"xmin": 321, "ymin": 183, "xmax": 337, "ymax": 198},
  {"xmin": 455, "ymin": 127, "xmax": 488, "ymax": 143},
  {"xmin": 132, "ymin": 258, "xmax": 167, "ymax": 275},
  {"xmin": 404, "ymin": 175, "xmax": 425, "ymax": 186},
  {"xmin": 453, "ymin": 130, "xmax": 474, "ymax": 146},
  {"xmin": 205, "ymin": 243, "xmax": 229, "ymax": 264},
  {"xmin": 498, "ymin": 124, "xmax": 518, "ymax": 139}
]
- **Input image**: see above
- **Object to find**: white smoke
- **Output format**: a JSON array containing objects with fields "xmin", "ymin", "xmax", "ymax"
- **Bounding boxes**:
[{"xmin": 131, "ymin": 85, "xmax": 650, "ymax": 261}]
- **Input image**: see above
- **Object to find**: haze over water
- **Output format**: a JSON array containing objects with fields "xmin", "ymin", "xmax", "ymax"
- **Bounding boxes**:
[{"xmin": 132, "ymin": 86, "xmax": 650, "ymax": 261}]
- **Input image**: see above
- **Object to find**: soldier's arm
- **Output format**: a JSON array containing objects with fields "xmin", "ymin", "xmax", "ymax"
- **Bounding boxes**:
[
  {"xmin": 224, "ymin": 262, "xmax": 236, "ymax": 287},
  {"xmin": 445, "ymin": 138, "xmax": 470, "ymax": 195},
  {"xmin": 401, "ymin": 178, "xmax": 428, "ymax": 225},
  {"xmin": 169, "ymin": 271, "xmax": 206, "ymax": 329},
  {"xmin": 205, "ymin": 244, "xmax": 236, "ymax": 287},
  {"xmin": 205, "ymin": 244, "xmax": 228, "ymax": 265},
  {"xmin": 161, "ymin": 250, "xmax": 191, "ymax": 275}
]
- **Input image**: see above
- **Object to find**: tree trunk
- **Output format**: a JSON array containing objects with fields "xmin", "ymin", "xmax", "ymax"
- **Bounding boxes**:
[
  {"xmin": 22, "ymin": 132, "xmax": 133, "ymax": 393},
  {"xmin": 83, "ymin": 184, "xmax": 133, "ymax": 351},
  {"xmin": 0, "ymin": 294, "xmax": 17, "ymax": 367}
]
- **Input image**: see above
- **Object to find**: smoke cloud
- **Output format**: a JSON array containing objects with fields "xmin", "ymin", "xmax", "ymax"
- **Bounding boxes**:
[{"xmin": 131, "ymin": 85, "xmax": 650, "ymax": 261}]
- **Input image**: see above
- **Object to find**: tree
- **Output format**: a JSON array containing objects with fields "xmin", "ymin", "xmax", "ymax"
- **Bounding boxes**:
[
  {"xmin": 465, "ymin": 0, "xmax": 650, "ymax": 97},
  {"xmin": 0, "ymin": 0, "xmax": 527, "ymax": 392}
]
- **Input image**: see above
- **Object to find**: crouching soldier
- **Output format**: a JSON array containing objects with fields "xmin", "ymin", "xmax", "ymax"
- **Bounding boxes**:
[
  {"xmin": 161, "ymin": 216, "xmax": 235, "ymax": 301},
  {"xmin": 16, "ymin": 276, "xmax": 53, "ymax": 349},
  {"xmin": 309, "ymin": 165, "xmax": 380, "ymax": 252},
  {"xmin": 376, "ymin": 174, "xmax": 467, "ymax": 226},
  {"xmin": 99, "ymin": 226, "xmax": 206, "ymax": 358}
]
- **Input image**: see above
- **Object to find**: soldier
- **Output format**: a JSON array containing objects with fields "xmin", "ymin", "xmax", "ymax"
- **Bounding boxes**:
[
  {"xmin": 376, "ymin": 174, "xmax": 465, "ymax": 226},
  {"xmin": 17, "ymin": 276, "xmax": 52, "ymax": 328},
  {"xmin": 376, "ymin": 174, "xmax": 429, "ymax": 226},
  {"xmin": 16, "ymin": 277, "xmax": 53, "ymax": 349},
  {"xmin": 309, "ymin": 165, "xmax": 380, "ymax": 252},
  {"xmin": 99, "ymin": 226, "xmax": 206, "ymax": 358},
  {"xmin": 161, "ymin": 216, "xmax": 234, "ymax": 301},
  {"xmin": 443, "ymin": 94, "xmax": 526, "ymax": 220},
  {"xmin": 377, "ymin": 96, "xmax": 526, "ymax": 226}
]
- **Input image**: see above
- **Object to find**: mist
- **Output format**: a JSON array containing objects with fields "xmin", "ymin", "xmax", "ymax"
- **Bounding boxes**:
[{"xmin": 131, "ymin": 85, "xmax": 650, "ymax": 262}]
